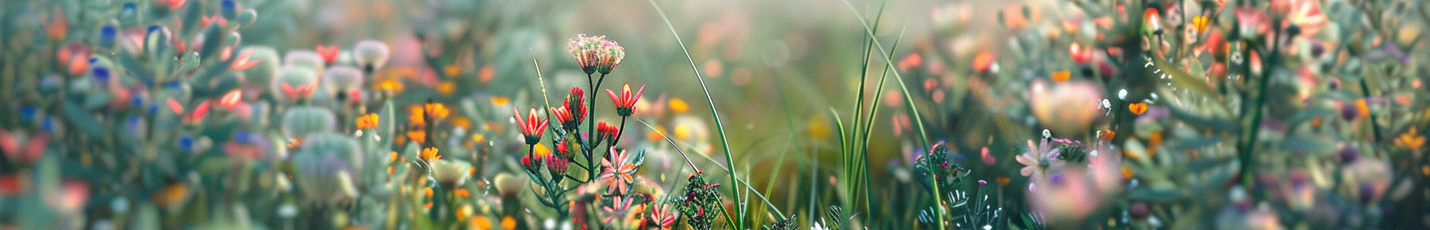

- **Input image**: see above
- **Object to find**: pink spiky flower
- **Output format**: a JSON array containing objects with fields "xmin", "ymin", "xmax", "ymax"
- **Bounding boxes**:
[{"xmin": 568, "ymin": 34, "xmax": 625, "ymax": 75}]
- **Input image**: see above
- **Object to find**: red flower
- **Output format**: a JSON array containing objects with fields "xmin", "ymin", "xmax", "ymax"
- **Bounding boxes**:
[
  {"xmin": 597, "ymin": 122, "xmax": 619, "ymax": 145},
  {"xmin": 649, "ymin": 203, "xmax": 677, "ymax": 229},
  {"xmin": 606, "ymin": 84, "xmax": 645, "ymax": 116},
  {"xmin": 1142, "ymin": 8, "xmax": 1162, "ymax": 35},
  {"xmin": 1069, "ymin": 42, "xmax": 1093, "ymax": 65},
  {"xmin": 554, "ymin": 89, "xmax": 587, "ymax": 130},
  {"xmin": 521, "ymin": 153, "xmax": 542, "ymax": 171},
  {"xmin": 315, "ymin": 45, "xmax": 339, "ymax": 64},
  {"xmin": 555, "ymin": 139, "xmax": 572, "ymax": 158},
  {"xmin": 513, "ymin": 106, "xmax": 549, "ymax": 145},
  {"xmin": 550, "ymin": 106, "xmax": 577, "ymax": 131},
  {"xmin": 546, "ymin": 154, "xmax": 568, "ymax": 176}
]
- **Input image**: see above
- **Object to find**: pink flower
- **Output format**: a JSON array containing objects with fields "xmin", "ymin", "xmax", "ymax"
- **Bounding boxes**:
[
  {"xmin": 1016, "ymin": 139, "xmax": 1064, "ymax": 178},
  {"xmin": 598, "ymin": 147, "xmax": 638, "ymax": 194}
]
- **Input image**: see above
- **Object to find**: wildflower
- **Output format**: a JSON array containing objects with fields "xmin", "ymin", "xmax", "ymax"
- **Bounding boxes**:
[
  {"xmin": 547, "ymin": 154, "xmax": 569, "ymax": 177},
  {"xmin": 0, "ymin": 128, "xmax": 48, "ymax": 164},
  {"xmin": 353, "ymin": 40, "xmax": 391, "ymax": 72},
  {"xmin": 597, "ymin": 122, "xmax": 620, "ymax": 145},
  {"xmin": 607, "ymin": 84, "xmax": 645, "ymax": 116},
  {"xmin": 971, "ymin": 51, "xmax": 997, "ymax": 72},
  {"xmin": 602, "ymin": 196, "xmax": 635, "ymax": 224},
  {"xmin": 421, "ymin": 147, "xmax": 440, "ymax": 161},
  {"xmin": 1068, "ymin": 42, "xmax": 1092, "ymax": 65},
  {"xmin": 315, "ymin": 45, "xmax": 339, "ymax": 63},
  {"xmin": 648, "ymin": 203, "xmax": 677, "ymax": 230},
  {"xmin": 1027, "ymin": 169, "xmax": 1098, "ymax": 225},
  {"xmin": 1275, "ymin": 0, "xmax": 1326, "ymax": 38},
  {"xmin": 1016, "ymin": 138, "xmax": 1064, "ymax": 178},
  {"xmin": 568, "ymin": 34, "xmax": 625, "ymax": 75},
  {"xmin": 272, "ymin": 67, "xmax": 318, "ymax": 102},
  {"xmin": 550, "ymin": 106, "xmax": 578, "ymax": 131},
  {"xmin": 322, "ymin": 66, "xmax": 365, "ymax": 100},
  {"xmin": 513, "ymin": 106, "xmax": 549, "ymax": 145},
  {"xmin": 1029, "ymin": 79, "xmax": 1103, "ymax": 136},
  {"xmin": 599, "ymin": 147, "xmax": 638, "ymax": 194},
  {"xmin": 1397, "ymin": 127, "xmax": 1425, "ymax": 150},
  {"xmin": 520, "ymin": 154, "xmax": 541, "ymax": 172},
  {"xmin": 558, "ymin": 87, "xmax": 588, "ymax": 129},
  {"xmin": 555, "ymin": 139, "xmax": 573, "ymax": 158},
  {"xmin": 1235, "ymin": 8, "xmax": 1269, "ymax": 40},
  {"xmin": 1142, "ymin": 8, "xmax": 1162, "ymax": 35},
  {"xmin": 356, "ymin": 113, "xmax": 379, "ymax": 130}
]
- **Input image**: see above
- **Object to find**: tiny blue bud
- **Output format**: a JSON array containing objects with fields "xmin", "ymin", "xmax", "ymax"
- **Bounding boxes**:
[
  {"xmin": 19, "ymin": 106, "xmax": 37, "ymax": 122},
  {"xmin": 100, "ymin": 26, "xmax": 117, "ymax": 47},
  {"xmin": 93, "ymin": 67, "xmax": 111, "ymax": 82},
  {"xmin": 179, "ymin": 136, "xmax": 194, "ymax": 152}
]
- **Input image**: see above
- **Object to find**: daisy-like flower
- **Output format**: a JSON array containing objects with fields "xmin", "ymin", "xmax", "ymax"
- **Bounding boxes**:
[
  {"xmin": 606, "ymin": 84, "xmax": 645, "ymax": 117},
  {"xmin": 598, "ymin": 147, "xmax": 638, "ymax": 195},
  {"xmin": 1016, "ymin": 137, "xmax": 1065, "ymax": 179},
  {"xmin": 648, "ymin": 203, "xmax": 677, "ymax": 229},
  {"xmin": 513, "ymin": 106, "xmax": 549, "ymax": 145},
  {"xmin": 568, "ymin": 34, "xmax": 626, "ymax": 75},
  {"xmin": 1281, "ymin": 0, "xmax": 1326, "ymax": 38},
  {"xmin": 602, "ymin": 195, "xmax": 635, "ymax": 224}
]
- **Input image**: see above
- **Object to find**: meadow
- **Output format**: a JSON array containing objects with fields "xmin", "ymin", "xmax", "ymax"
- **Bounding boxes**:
[{"xmin": 1, "ymin": 0, "xmax": 1428, "ymax": 229}]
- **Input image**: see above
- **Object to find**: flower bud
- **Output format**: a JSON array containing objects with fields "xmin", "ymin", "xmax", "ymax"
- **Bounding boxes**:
[
  {"xmin": 353, "ymin": 40, "xmax": 390, "ymax": 72},
  {"xmin": 430, "ymin": 159, "xmax": 473, "ymax": 187},
  {"xmin": 272, "ymin": 66, "xmax": 318, "ymax": 102}
]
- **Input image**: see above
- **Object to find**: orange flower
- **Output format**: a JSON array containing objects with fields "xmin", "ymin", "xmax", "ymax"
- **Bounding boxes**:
[
  {"xmin": 972, "ymin": 51, "xmax": 997, "ymax": 72},
  {"xmin": 1398, "ymin": 127, "xmax": 1425, "ymax": 150},
  {"xmin": 422, "ymin": 147, "xmax": 441, "ymax": 161},
  {"xmin": 356, "ymin": 113, "xmax": 379, "ymax": 130}
]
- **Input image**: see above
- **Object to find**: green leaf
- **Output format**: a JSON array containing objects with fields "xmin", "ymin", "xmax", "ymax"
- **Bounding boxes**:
[
  {"xmin": 1128, "ymin": 186, "xmax": 1184, "ymax": 201},
  {"xmin": 1166, "ymin": 103, "xmax": 1240, "ymax": 132},
  {"xmin": 62, "ymin": 100, "xmax": 105, "ymax": 137},
  {"xmin": 1151, "ymin": 58, "xmax": 1220, "ymax": 101}
]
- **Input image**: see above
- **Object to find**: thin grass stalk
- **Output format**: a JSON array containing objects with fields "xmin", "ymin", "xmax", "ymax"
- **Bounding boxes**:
[{"xmin": 646, "ymin": 1, "xmax": 746, "ymax": 226}]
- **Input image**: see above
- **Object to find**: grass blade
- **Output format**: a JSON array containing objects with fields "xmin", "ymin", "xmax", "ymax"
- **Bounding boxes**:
[{"xmin": 645, "ymin": 0, "xmax": 745, "ymax": 226}]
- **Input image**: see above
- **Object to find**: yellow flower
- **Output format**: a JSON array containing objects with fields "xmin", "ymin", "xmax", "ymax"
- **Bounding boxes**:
[
  {"xmin": 1397, "ymin": 127, "xmax": 1425, "ymax": 150},
  {"xmin": 1191, "ymin": 16, "xmax": 1209, "ymax": 34},
  {"xmin": 668, "ymin": 98, "xmax": 690, "ymax": 113},
  {"xmin": 422, "ymin": 147, "xmax": 441, "ymax": 161},
  {"xmin": 437, "ymin": 81, "xmax": 456, "ymax": 95},
  {"xmin": 425, "ymin": 102, "xmax": 451, "ymax": 119},
  {"xmin": 355, "ymin": 113, "xmax": 379, "ymax": 130}
]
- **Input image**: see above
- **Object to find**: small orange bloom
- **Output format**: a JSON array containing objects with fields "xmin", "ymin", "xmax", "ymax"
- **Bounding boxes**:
[
  {"xmin": 1128, "ymin": 102, "xmax": 1149, "ymax": 115},
  {"xmin": 356, "ymin": 113, "xmax": 379, "ymax": 130}
]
